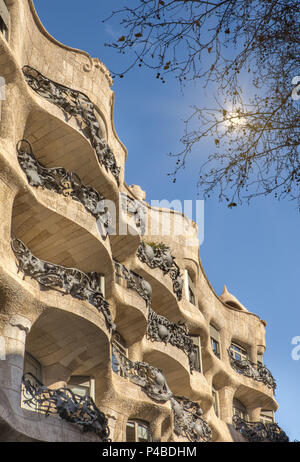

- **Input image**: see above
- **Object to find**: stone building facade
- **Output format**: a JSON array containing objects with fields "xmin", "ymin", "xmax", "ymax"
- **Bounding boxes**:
[{"xmin": 0, "ymin": 0, "xmax": 288, "ymax": 442}]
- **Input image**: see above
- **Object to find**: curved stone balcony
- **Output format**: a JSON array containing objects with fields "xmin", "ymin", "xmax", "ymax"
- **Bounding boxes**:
[
  {"xmin": 232, "ymin": 415, "xmax": 289, "ymax": 442},
  {"xmin": 111, "ymin": 344, "xmax": 213, "ymax": 443},
  {"xmin": 4, "ymin": 0, "xmax": 126, "ymax": 177},
  {"xmin": 0, "ymin": 298, "xmax": 112, "ymax": 442}
]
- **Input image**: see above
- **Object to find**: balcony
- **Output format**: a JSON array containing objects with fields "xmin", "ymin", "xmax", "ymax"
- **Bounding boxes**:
[
  {"xmin": 17, "ymin": 139, "xmax": 113, "ymax": 239},
  {"xmin": 228, "ymin": 349, "xmax": 276, "ymax": 391},
  {"xmin": 111, "ymin": 344, "xmax": 212, "ymax": 442},
  {"xmin": 147, "ymin": 307, "xmax": 198, "ymax": 373},
  {"xmin": 11, "ymin": 237, "xmax": 115, "ymax": 331},
  {"xmin": 22, "ymin": 65, "xmax": 120, "ymax": 183},
  {"xmin": 232, "ymin": 415, "xmax": 289, "ymax": 442},
  {"xmin": 137, "ymin": 242, "xmax": 183, "ymax": 301},
  {"xmin": 114, "ymin": 260, "xmax": 152, "ymax": 307},
  {"xmin": 21, "ymin": 372, "xmax": 110, "ymax": 441}
]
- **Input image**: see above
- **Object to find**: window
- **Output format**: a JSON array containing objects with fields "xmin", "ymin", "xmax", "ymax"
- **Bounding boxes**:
[
  {"xmin": 184, "ymin": 270, "xmax": 195, "ymax": 305},
  {"xmin": 190, "ymin": 335, "xmax": 202, "ymax": 373},
  {"xmin": 229, "ymin": 343, "xmax": 248, "ymax": 362},
  {"xmin": 112, "ymin": 332, "xmax": 127, "ymax": 377},
  {"xmin": 212, "ymin": 386, "xmax": 219, "ymax": 417},
  {"xmin": 260, "ymin": 410, "xmax": 274, "ymax": 425},
  {"xmin": 210, "ymin": 324, "xmax": 221, "ymax": 359},
  {"xmin": 68, "ymin": 376, "xmax": 95, "ymax": 401},
  {"xmin": 126, "ymin": 420, "xmax": 151, "ymax": 442},
  {"xmin": 0, "ymin": 0, "xmax": 9, "ymax": 41},
  {"xmin": 232, "ymin": 398, "xmax": 248, "ymax": 421}
]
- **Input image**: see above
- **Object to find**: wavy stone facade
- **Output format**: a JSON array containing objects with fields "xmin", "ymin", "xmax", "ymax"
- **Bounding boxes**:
[{"xmin": 0, "ymin": 0, "xmax": 287, "ymax": 442}]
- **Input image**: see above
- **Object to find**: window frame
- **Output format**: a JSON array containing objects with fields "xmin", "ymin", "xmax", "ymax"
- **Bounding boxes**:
[
  {"xmin": 212, "ymin": 386, "xmax": 219, "ymax": 418},
  {"xmin": 184, "ymin": 269, "xmax": 196, "ymax": 306},
  {"xmin": 190, "ymin": 335, "xmax": 203, "ymax": 373},
  {"xmin": 232, "ymin": 398, "xmax": 249, "ymax": 422},
  {"xmin": 126, "ymin": 419, "xmax": 152, "ymax": 442},
  {"xmin": 229, "ymin": 342, "xmax": 248, "ymax": 362},
  {"xmin": 112, "ymin": 332, "xmax": 128, "ymax": 378},
  {"xmin": 210, "ymin": 324, "xmax": 221, "ymax": 359}
]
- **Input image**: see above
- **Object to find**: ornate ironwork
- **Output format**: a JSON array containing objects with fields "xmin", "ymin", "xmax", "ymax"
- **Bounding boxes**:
[
  {"xmin": 22, "ymin": 373, "xmax": 110, "ymax": 440},
  {"xmin": 232, "ymin": 415, "xmax": 289, "ymax": 442},
  {"xmin": 17, "ymin": 139, "xmax": 113, "ymax": 238},
  {"xmin": 114, "ymin": 260, "xmax": 152, "ymax": 307},
  {"xmin": 147, "ymin": 308, "xmax": 198, "ymax": 372},
  {"xmin": 22, "ymin": 66, "xmax": 120, "ymax": 182},
  {"xmin": 11, "ymin": 238, "xmax": 115, "ymax": 331},
  {"xmin": 228, "ymin": 349, "xmax": 276, "ymax": 390},
  {"xmin": 112, "ymin": 344, "xmax": 211, "ymax": 441},
  {"xmin": 137, "ymin": 242, "xmax": 183, "ymax": 300},
  {"xmin": 120, "ymin": 192, "xmax": 147, "ymax": 235},
  {"xmin": 111, "ymin": 344, "xmax": 172, "ymax": 402},
  {"xmin": 171, "ymin": 396, "xmax": 212, "ymax": 442}
]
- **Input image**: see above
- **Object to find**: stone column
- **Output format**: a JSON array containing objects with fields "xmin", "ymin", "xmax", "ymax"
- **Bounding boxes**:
[
  {"xmin": 218, "ymin": 385, "xmax": 236, "ymax": 423},
  {"xmin": 0, "ymin": 314, "xmax": 32, "ymax": 415},
  {"xmin": 43, "ymin": 363, "xmax": 72, "ymax": 389},
  {"xmin": 248, "ymin": 406, "xmax": 261, "ymax": 422}
]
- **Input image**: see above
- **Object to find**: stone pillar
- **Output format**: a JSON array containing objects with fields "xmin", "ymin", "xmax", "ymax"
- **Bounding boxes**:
[
  {"xmin": 150, "ymin": 415, "xmax": 164, "ymax": 442},
  {"xmin": 248, "ymin": 406, "xmax": 261, "ymax": 422},
  {"xmin": 43, "ymin": 363, "xmax": 72, "ymax": 389},
  {"xmin": 0, "ymin": 178, "xmax": 17, "ymax": 252},
  {"xmin": 218, "ymin": 386, "xmax": 236, "ymax": 423},
  {"xmin": 0, "ymin": 314, "xmax": 32, "ymax": 414},
  {"xmin": 128, "ymin": 341, "xmax": 143, "ymax": 362}
]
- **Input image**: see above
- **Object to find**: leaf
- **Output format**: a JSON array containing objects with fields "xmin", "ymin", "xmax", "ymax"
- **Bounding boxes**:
[
  {"xmin": 214, "ymin": 139, "xmax": 220, "ymax": 145},
  {"xmin": 135, "ymin": 33, "xmax": 142, "ymax": 38},
  {"xmin": 228, "ymin": 202, "xmax": 237, "ymax": 208},
  {"xmin": 118, "ymin": 36, "xmax": 125, "ymax": 42}
]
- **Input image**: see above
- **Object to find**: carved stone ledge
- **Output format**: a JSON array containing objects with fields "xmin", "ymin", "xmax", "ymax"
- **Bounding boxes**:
[
  {"xmin": 228, "ymin": 349, "xmax": 276, "ymax": 390},
  {"xmin": 232, "ymin": 415, "xmax": 289, "ymax": 442},
  {"xmin": 147, "ymin": 307, "xmax": 198, "ymax": 372},
  {"xmin": 22, "ymin": 372, "xmax": 111, "ymax": 441},
  {"xmin": 17, "ymin": 140, "xmax": 113, "ymax": 238},
  {"xmin": 22, "ymin": 66, "xmax": 120, "ymax": 182},
  {"xmin": 11, "ymin": 238, "xmax": 115, "ymax": 331},
  {"xmin": 111, "ymin": 344, "xmax": 212, "ymax": 441},
  {"xmin": 121, "ymin": 192, "xmax": 147, "ymax": 235},
  {"xmin": 137, "ymin": 242, "xmax": 183, "ymax": 300},
  {"xmin": 114, "ymin": 260, "xmax": 152, "ymax": 307}
]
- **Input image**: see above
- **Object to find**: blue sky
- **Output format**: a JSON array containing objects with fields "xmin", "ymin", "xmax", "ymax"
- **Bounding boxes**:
[{"xmin": 34, "ymin": 1, "xmax": 300, "ymax": 440}]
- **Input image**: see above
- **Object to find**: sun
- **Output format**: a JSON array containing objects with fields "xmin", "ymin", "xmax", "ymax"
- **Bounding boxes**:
[{"xmin": 223, "ymin": 109, "xmax": 246, "ymax": 129}]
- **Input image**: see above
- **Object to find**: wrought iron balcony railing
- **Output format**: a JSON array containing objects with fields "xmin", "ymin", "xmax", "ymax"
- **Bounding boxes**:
[
  {"xmin": 21, "ymin": 373, "xmax": 110, "ymax": 441},
  {"xmin": 147, "ymin": 307, "xmax": 198, "ymax": 373},
  {"xmin": 22, "ymin": 65, "xmax": 120, "ymax": 182},
  {"xmin": 228, "ymin": 349, "xmax": 276, "ymax": 391},
  {"xmin": 137, "ymin": 242, "xmax": 183, "ymax": 300},
  {"xmin": 111, "ymin": 344, "xmax": 212, "ymax": 442},
  {"xmin": 232, "ymin": 415, "xmax": 289, "ymax": 442},
  {"xmin": 11, "ymin": 238, "xmax": 115, "ymax": 331},
  {"xmin": 17, "ymin": 139, "xmax": 113, "ymax": 238},
  {"xmin": 114, "ymin": 260, "xmax": 152, "ymax": 307}
]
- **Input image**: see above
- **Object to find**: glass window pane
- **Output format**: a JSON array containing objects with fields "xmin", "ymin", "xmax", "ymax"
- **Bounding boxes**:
[
  {"xmin": 126, "ymin": 422, "xmax": 136, "ymax": 442},
  {"xmin": 138, "ymin": 423, "xmax": 149, "ymax": 442}
]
